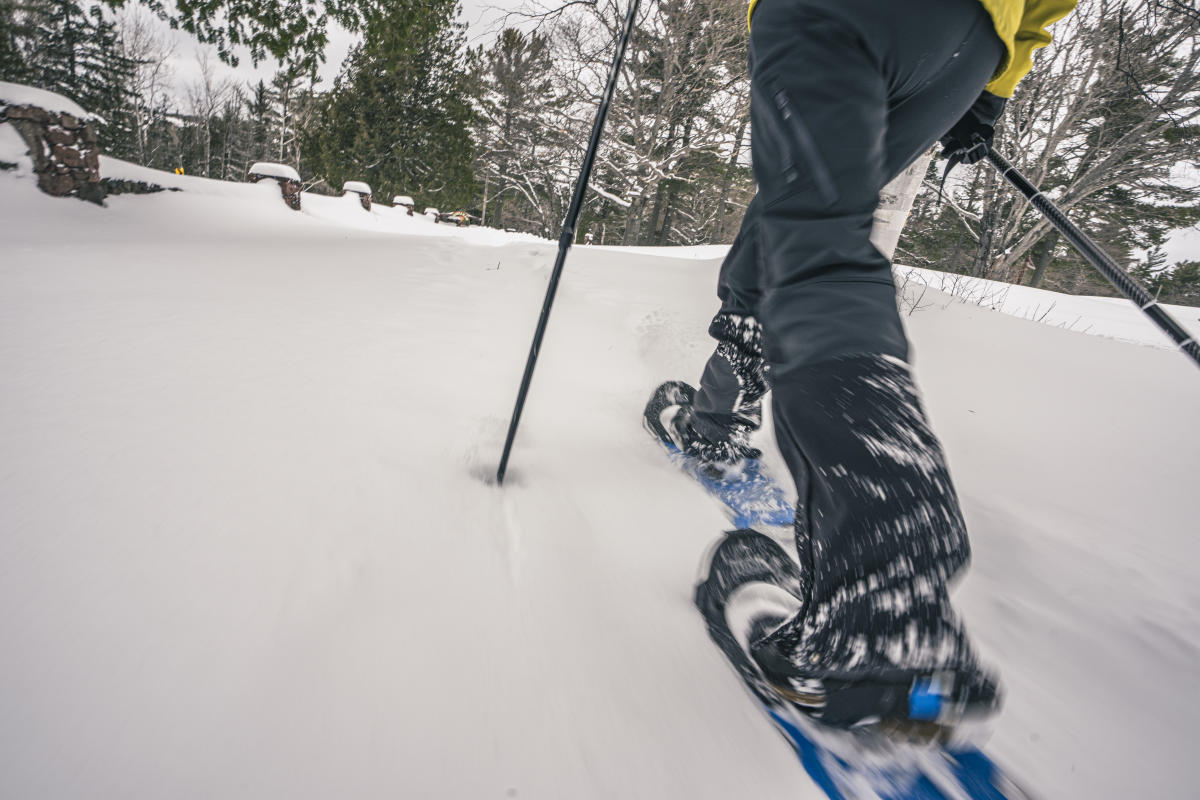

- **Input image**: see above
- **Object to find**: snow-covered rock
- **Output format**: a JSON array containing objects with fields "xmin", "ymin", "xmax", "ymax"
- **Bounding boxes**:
[
  {"xmin": 0, "ymin": 80, "xmax": 96, "ymax": 121},
  {"xmin": 248, "ymin": 162, "xmax": 300, "ymax": 182},
  {"xmin": 342, "ymin": 180, "xmax": 372, "ymax": 210},
  {"xmin": 1, "ymin": 81, "xmax": 103, "ymax": 202},
  {"xmin": 247, "ymin": 162, "xmax": 301, "ymax": 210}
]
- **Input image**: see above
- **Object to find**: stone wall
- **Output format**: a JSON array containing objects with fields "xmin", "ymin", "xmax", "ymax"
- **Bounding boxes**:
[{"xmin": 0, "ymin": 103, "xmax": 103, "ymax": 204}]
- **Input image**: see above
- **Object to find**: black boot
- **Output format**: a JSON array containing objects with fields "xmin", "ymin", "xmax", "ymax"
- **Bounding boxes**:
[
  {"xmin": 748, "ymin": 353, "xmax": 1001, "ymax": 730},
  {"xmin": 750, "ymin": 634, "xmax": 1001, "ymax": 730},
  {"xmin": 644, "ymin": 380, "xmax": 761, "ymax": 479}
]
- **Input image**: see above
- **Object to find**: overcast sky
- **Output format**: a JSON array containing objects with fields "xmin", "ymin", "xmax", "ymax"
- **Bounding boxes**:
[{"xmin": 144, "ymin": 0, "xmax": 525, "ymax": 100}]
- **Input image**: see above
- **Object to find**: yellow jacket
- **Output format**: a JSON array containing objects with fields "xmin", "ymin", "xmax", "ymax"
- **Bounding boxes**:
[{"xmin": 747, "ymin": 0, "xmax": 1077, "ymax": 98}]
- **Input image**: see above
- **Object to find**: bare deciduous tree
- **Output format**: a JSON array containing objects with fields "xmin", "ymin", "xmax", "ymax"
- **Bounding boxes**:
[
  {"xmin": 186, "ymin": 50, "xmax": 237, "ymax": 177},
  {"xmin": 116, "ymin": 7, "xmax": 175, "ymax": 166}
]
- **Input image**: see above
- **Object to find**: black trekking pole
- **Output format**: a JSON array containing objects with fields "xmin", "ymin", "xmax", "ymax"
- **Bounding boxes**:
[
  {"xmin": 495, "ymin": 0, "xmax": 642, "ymax": 485},
  {"xmin": 986, "ymin": 148, "xmax": 1200, "ymax": 370}
]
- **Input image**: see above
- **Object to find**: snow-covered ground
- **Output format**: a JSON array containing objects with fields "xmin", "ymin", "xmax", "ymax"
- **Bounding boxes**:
[
  {"xmin": 895, "ymin": 265, "xmax": 1200, "ymax": 350},
  {"xmin": 1, "ymin": 160, "xmax": 1198, "ymax": 799}
]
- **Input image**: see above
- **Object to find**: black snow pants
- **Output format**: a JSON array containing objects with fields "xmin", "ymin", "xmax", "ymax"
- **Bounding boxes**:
[{"xmin": 693, "ymin": 0, "xmax": 1005, "ymax": 679}]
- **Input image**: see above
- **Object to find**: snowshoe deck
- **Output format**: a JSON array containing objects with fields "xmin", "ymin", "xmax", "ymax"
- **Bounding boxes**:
[{"xmin": 643, "ymin": 380, "xmax": 793, "ymax": 528}]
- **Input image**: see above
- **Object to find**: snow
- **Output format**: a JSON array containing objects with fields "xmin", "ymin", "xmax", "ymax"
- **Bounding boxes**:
[
  {"xmin": 895, "ymin": 264, "xmax": 1200, "ymax": 350},
  {"xmin": 593, "ymin": 242, "xmax": 732, "ymax": 259},
  {"xmin": 342, "ymin": 180, "xmax": 372, "ymax": 195},
  {"xmin": 393, "ymin": 195, "xmax": 415, "ymax": 207},
  {"xmin": 248, "ymin": 161, "xmax": 301, "ymax": 182},
  {"xmin": 1164, "ymin": 224, "xmax": 1200, "ymax": 266},
  {"xmin": 1, "ymin": 162, "xmax": 1197, "ymax": 799},
  {"xmin": 0, "ymin": 80, "xmax": 94, "ymax": 119},
  {"xmin": 0, "ymin": 121, "xmax": 31, "ymax": 173},
  {"xmin": 589, "ymin": 182, "xmax": 633, "ymax": 208}
]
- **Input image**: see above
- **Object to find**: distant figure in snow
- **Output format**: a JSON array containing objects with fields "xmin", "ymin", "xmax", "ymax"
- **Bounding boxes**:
[{"xmin": 648, "ymin": 0, "xmax": 1076, "ymax": 725}]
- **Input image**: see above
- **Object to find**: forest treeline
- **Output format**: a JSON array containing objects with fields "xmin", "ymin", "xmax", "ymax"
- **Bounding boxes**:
[{"xmin": 2, "ymin": 0, "xmax": 1198, "ymax": 302}]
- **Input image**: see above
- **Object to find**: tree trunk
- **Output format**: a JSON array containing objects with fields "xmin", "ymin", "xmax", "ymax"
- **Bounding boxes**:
[
  {"xmin": 656, "ymin": 189, "xmax": 676, "ymax": 246},
  {"xmin": 481, "ymin": 172, "xmax": 489, "ymax": 226},
  {"xmin": 870, "ymin": 151, "xmax": 933, "ymax": 262},
  {"xmin": 623, "ymin": 194, "xmax": 647, "ymax": 245},
  {"xmin": 712, "ymin": 115, "xmax": 749, "ymax": 244},
  {"xmin": 972, "ymin": 166, "xmax": 999, "ymax": 277},
  {"xmin": 647, "ymin": 182, "xmax": 667, "ymax": 245},
  {"xmin": 202, "ymin": 121, "xmax": 211, "ymax": 178},
  {"xmin": 1028, "ymin": 231, "xmax": 1060, "ymax": 289}
]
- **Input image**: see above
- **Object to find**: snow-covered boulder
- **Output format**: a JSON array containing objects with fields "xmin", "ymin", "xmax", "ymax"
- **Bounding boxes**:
[
  {"xmin": 342, "ymin": 180, "xmax": 372, "ymax": 211},
  {"xmin": 423, "ymin": 207, "xmax": 440, "ymax": 221},
  {"xmin": 1, "ymin": 81, "xmax": 104, "ymax": 203},
  {"xmin": 247, "ymin": 162, "xmax": 302, "ymax": 210}
]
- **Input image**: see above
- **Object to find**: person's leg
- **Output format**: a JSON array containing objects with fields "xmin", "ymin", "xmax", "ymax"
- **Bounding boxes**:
[
  {"xmin": 746, "ymin": 0, "xmax": 1005, "ymax": 688},
  {"xmin": 657, "ymin": 195, "xmax": 767, "ymax": 471},
  {"xmin": 691, "ymin": 194, "xmax": 767, "ymax": 444},
  {"xmin": 715, "ymin": 192, "xmax": 764, "ymax": 319}
]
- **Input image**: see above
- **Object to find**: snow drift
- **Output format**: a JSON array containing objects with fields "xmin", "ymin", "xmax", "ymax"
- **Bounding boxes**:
[{"xmin": 1, "ymin": 159, "xmax": 1197, "ymax": 799}]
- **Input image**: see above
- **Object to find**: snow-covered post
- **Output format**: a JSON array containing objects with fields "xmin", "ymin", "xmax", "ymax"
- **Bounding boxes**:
[
  {"xmin": 343, "ymin": 180, "xmax": 372, "ymax": 211},
  {"xmin": 247, "ymin": 162, "xmax": 302, "ymax": 210},
  {"xmin": 0, "ymin": 81, "xmax": 104, "ymax": 204},
  {"xmin": 871, "ymin": 150, "xmax": 933, "ymax": 262},
  {"xmin": 393, "ymin": 195, "xmax": 415, "ymax": 216}
]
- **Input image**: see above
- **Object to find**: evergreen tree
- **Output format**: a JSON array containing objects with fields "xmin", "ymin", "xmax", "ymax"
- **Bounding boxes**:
[
  {"xmin": 23, "ymin": 0, "xmax": 136, "ymax": 154},
  {"xmin": 0, "ymin": 0, "xmax": 31, "ymax": 82},
  {"xmin": 473, "ymin": 28, "xmax": 565, "ymax": 232},
  {"xmin": 247, "ymin": 79, "xmax": 272, "ymax": 160},
  {"xmin": 1159, "ymin": 260, "xmax": 1200, "ymax": 306},
  {"xmin": 264, "ymin": 66, "xmax": 321, "ymax": 171},
  {"xmin": 1132, "ymin": 250, "xmax": 1200, "ymax": 305},
  {"xmin": 304, "ymin": 0, "xmax": 475, "ymax": 207}
]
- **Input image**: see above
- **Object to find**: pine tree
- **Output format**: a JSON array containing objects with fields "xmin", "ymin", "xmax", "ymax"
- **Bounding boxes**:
[
  {"xmin": 269, "ymin": 66, "xmax": 303, "ymax": 165},
  {"xmin": 1160, "ymin": 260, "xmax": 1200, "ymax": 306},
  {"xmin": 0, "ymin": 0, "xmax": 31, "ymax": 82},
  {"xmin": 473, "ymin": 28, "xmax": 565, "ymax": 232},
  {"xmin": 304, "ymin": 0, "xmax": 476, "ymax": 207},
  {"xmin": 247, "ymin": 79, "xmax": 272, "ymax": 161},
  {"xmin": 24, "ymin": 0, "xmax": 137, "ymax": 154}
]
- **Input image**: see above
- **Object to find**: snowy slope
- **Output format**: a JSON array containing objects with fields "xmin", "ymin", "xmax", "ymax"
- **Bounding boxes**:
[
  {"xmin": 895, "ymin": 265, "xmax": 1200, "ymax": 350},
  {"xmin": 1, "ymin": 162, "xmax": 1197, "ymax": 799}
]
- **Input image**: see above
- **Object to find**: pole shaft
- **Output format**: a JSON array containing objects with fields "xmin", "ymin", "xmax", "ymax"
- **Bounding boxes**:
[
  {"xmin": 496, "ymin": 0, "xmax": 642, "ymax": 484},
  {"xmin": 986, "ymin": 149, "xmax": 1200, "ymax": 369}
]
